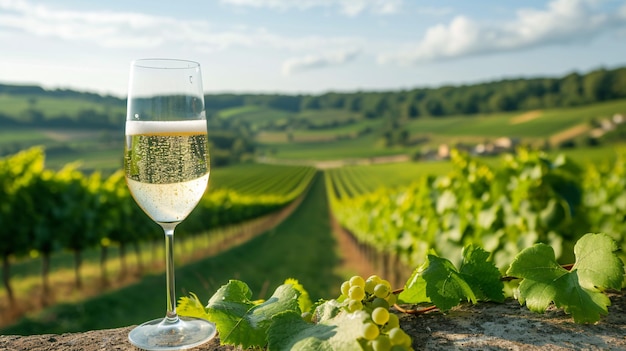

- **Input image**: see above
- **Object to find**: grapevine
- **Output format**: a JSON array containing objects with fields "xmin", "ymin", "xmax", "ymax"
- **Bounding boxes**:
[{"xmin": 178, "ymin": 233, "xmax": 625, "ymax": 351}]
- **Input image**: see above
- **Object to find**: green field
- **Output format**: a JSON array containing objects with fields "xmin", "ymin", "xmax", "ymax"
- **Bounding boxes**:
[
  {"xmin": 253, "ymin": 99, "xmax": 626, "ymax": 161},
  {"xmin": 405, "ymin": 99, "xmax": 626, "ymax": 140},
  {"xmin": 2, "ymin": 97, "xmax": 625, "ymax": 170},
  {"xmin": 259, "ymin": 133, "xmax": 409, "ymax": 161},
  {"xmin": 0, "ymin": 94, "xmax": 124, "ymax": 119},
  {"xmin": 217, "ymin": 105, "xmax": 293, "ymax": 130}
]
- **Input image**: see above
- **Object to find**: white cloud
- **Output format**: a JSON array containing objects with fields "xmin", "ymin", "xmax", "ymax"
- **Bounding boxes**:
[
  {"xmin": 220, "ymin": 0, "xmax": 402, "ymax": 16},
  {"xmin": 0, "ymin": 0, "xmax": 199, "ymax": 49},
  {"xmin": 0, "ymin": 0, "xmax": 363, "ymax": 54},
  {"xmin": 379, "ymin": 0, "xmax": 626, "ymax": 65},
  {"xmin": 282, "ymin": 48, "xmax": 361, "ymax": 75}
]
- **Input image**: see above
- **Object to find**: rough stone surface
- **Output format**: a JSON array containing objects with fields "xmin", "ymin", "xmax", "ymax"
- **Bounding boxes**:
[
  {"xmin": 1, "ymin": 292, "xmax": 624, "ymax": 350},
  {"xmin": 401, "ymin": 292, "xmax": 626, "ymax": 351}
]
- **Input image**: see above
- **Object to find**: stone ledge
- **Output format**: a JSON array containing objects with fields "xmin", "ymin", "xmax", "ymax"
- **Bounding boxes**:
[{"xmin": 1, "ymin": 292, "xmax": 624, "ymax": 350}]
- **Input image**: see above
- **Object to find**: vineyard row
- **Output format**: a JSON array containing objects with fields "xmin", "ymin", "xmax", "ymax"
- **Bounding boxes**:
[
  {"xmin": 326, "ymin": 148, "xmax": 626, "ymax": 283},
  {"xmin": 0, "ymin": 147, "xmax": 316, "ymax": 302}
]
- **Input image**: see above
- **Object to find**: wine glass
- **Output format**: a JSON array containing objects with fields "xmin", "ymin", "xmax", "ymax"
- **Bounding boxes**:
[{"xmin": 124, "ymin": 58, "xmax": 216, "ymax": 350}]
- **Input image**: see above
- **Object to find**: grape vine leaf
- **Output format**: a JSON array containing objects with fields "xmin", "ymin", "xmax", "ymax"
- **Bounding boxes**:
[
  {"xmin": 422, "ymin": 254, "xmax": 477, "ymax": 311},
  {"xmin": 178, "ymin": 292, "xmax": 211, "ymax": 320},
  {"xmin": 506, "ymin": 233, "xmax": 625, "ymax": 324},
  {"xmin": 398, "ymin": 260, "xmax": 431, "ymax": 304},
  {"xmin": 202, "ymin": 280, "xmax": 301, "ymax": 348},
  {"xmin": 459, "ymin": 245, "xmax": 505, "ymax": 303},
  {"xmin": 267, "ymin": 309, "xmax": 368, "ymax": 351},
  {"xmin": 399, "ymin": 245, "xmax": 503, "ymax": 310}
]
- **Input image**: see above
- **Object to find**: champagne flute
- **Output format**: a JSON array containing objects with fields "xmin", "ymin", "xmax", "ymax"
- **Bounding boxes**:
[{"xmin": 125, "ymin": 59, "xmax": 216, "ymax": 350}]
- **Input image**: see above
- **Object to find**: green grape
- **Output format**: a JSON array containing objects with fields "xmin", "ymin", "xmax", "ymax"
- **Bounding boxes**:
[
  {"xmin": 301, "ymin": 311, "xmax": 312, "ymax": 323},
  {"xmin": 347, "ymin": 298, "xmax": 363, "ymax": 312},
  {"xmin": 371, "ymin": 297, "xmax": 390, "ymax": 310},
  {"xmin": 386, "ymin": 313, "xmax": 399, "ymax": 329},
  {"xmin": 341, "ymin": 281, "xmax": 351, "ymax": 297},
  {"xmin": 386, "ymin": 292, "xmax": 397, "ymax": 306},
  {"xmin": 349, "ymin": 285, "xmax": 365, "ymax": 301},
  {"xmin": 367, "ymin": 275, "xmax": 382, "ymax": 284},
  {"xmin": 388, "ymin": 328, "xmax": 408, "ymax": 346},
  {"xmin": 374, "ymin": 283, "xmax": 390, "ymax": 298},
  {"xmin": 350, "ymin": 275, "xmax": 366, "ymax": 288},
  {"xmin": 372, "ymin": 307, "xmax": 390, "ymax": 325},
  {"xmin": 380, "ymin": 279, "xmax": 391, "ymax": 290},
  {"xmin": 390, "ymin": 346, "xmax": 408, "ymax": 351},
  {"xmin": 372, "ymin": 335, "xmax": 392, "ymax": 351},
  {"xmin": 362, "ymin": 322, "xmax": 380, "ymax": 340},
  {"xmin": 365, "ymin": 279, "xmax": 377, "ymax": 294}
]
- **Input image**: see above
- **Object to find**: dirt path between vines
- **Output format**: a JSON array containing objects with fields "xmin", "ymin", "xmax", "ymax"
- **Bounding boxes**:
[{"xmin": 328, "ymin": 209, "xmax": 377, "ymax": 280}]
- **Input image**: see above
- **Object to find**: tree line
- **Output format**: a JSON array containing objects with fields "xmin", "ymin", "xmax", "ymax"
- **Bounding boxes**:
[
  {"xmin": 204, "ymin": 66, "xmax": 626, "ymax": 118},
  {"xmin": 3, "ymin": 65, "xmax": 625, "ymax": 125}
]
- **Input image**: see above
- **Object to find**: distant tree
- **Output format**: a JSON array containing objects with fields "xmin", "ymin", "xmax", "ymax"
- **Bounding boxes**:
[
  {"xmin": 300, "ymin": 96, "xmax": 321, "ymax": 110},
  {"xmin": 559, "ymin": 72, "xmax": 583, "ymax": 106},
  {"xmin": 421, "ymin": 97, "xmax": 444, "ymax": 116},
  {"xmin": 583, "ymin": 68, "xmax": 612, "ymax": 102}
]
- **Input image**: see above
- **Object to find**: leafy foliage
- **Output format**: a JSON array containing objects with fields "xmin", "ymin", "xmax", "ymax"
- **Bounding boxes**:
[
  {"xmin": 180, "ymin": 280, "xmax": 301, "ymax": 349},
  {"xmin": 328, "ymin": 147, "xmax": 626, "ymax": 273},
  {"xmin": 399, "ymin": 245, "xmax": 503, "ymax": 310},
  {"xmin": 507, "ymin": 233, "xmax": 624, "ymax": 323},
  {"xmin": 179, "ymin": 234, "xmax": 624, "ymax": 351},
  {"xmin": 268, "ymin": 310, "xmax": 367, "ymax": 351}
]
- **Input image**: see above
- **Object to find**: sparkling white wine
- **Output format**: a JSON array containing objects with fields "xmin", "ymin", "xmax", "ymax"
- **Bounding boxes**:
[{"xmin": 124, "ymin": 120, "xmax": 210, "ymax": 223}]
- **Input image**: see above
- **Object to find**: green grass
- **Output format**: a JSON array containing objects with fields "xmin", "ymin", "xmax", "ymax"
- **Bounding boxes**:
[
  {"xmin": 0, "ymin": 94, "xmax": 123, "ymax": 119},
  {"xmin": 0, "ymin": 128, "xmax": 50, "ymax": 144},
  {"xmin": 294, "ymin": 119, "xmax": 382, "ymax": 137},
  {"xmin": 293, "ymin": 109, "xmax": 361, "ymax": 125},
  {"xmin": 405, "ymin": 99, "xmax": 626, "ymax": 139},
  {"xmin": 217, "ymin": 105, "xmax": 263, "ymax": 119},
  {"xmin": 217, "ymin": 106, "xmax": 293, "ymax": 130},
  {"xmin": 259, "ymin": 134, "xmax": 408, "ymax": 161},
  {"xmin": 256, "ymin": 119, "xmax": 383, "ymax": 143},
  {"xmin": 0, "ymin": 173, "xmax": 346, "ymax": 334}
]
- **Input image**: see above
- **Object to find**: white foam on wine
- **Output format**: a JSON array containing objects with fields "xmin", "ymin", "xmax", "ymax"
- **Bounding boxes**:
[{"xmin": 126, "ymin": 120, "xmax": 207, "ymax": 135}]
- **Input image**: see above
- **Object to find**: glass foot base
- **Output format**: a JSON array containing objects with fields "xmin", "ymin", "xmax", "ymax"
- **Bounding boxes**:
[{"xmin": 128, "ymin": 316, "xmax": 216, "ymax": 350}]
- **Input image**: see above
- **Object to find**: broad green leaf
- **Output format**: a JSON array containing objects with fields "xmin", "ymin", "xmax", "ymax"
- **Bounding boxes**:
[
  {"xmin": 572, "ymin": 233, "xmax": 624, "ymax": 291},
  {"xmin": 178, "ymin": 292, "xmax": 210, "ymax": 320},
  {"xmin": 506, "ymin": 243, "xmax": 566, "ymax": 283},
  {"xmin": 398, "ymin": 261, "xmax": 431, "ymax": 304},
  {"xmin": 205, "ymin": 280, "xmax": 301, "ymax": 348},
  {"xmin": 313, "ymin": 299, "xmax": 343, "ymax": 323},
  {"xmin": 552, "ymin": 271, "xmax": 612, "ymax": 324},
  {"xmin": 459, "ymin": 245, "xmax": 505, "ymax": 302},
  {"xmin": 506, "ymin": 233, "xmax": 625, "ymax": 323},
  {"xmin": 423, "ymin": 254, "xmax": 477, "ymax": 311},
  {"xmin": 267, "ymin": 310, "xmax": 367, "ymax": 351}
]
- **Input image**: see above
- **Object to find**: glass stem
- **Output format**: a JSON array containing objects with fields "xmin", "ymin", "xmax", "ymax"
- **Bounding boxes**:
[{"xmin": 162, "ymin": 224, "xmax": 178, "ymax": 323}]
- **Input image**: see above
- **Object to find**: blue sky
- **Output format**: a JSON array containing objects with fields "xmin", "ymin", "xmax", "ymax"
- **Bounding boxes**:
[{"xmin": 1, "ymin": 0, "xmax": 625, "ymax": 97}]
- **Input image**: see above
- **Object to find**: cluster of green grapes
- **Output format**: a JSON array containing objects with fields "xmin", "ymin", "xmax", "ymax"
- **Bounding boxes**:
[{"xmin": 340, "ymin": 275, "xmax": 413, "ymax": 351}]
